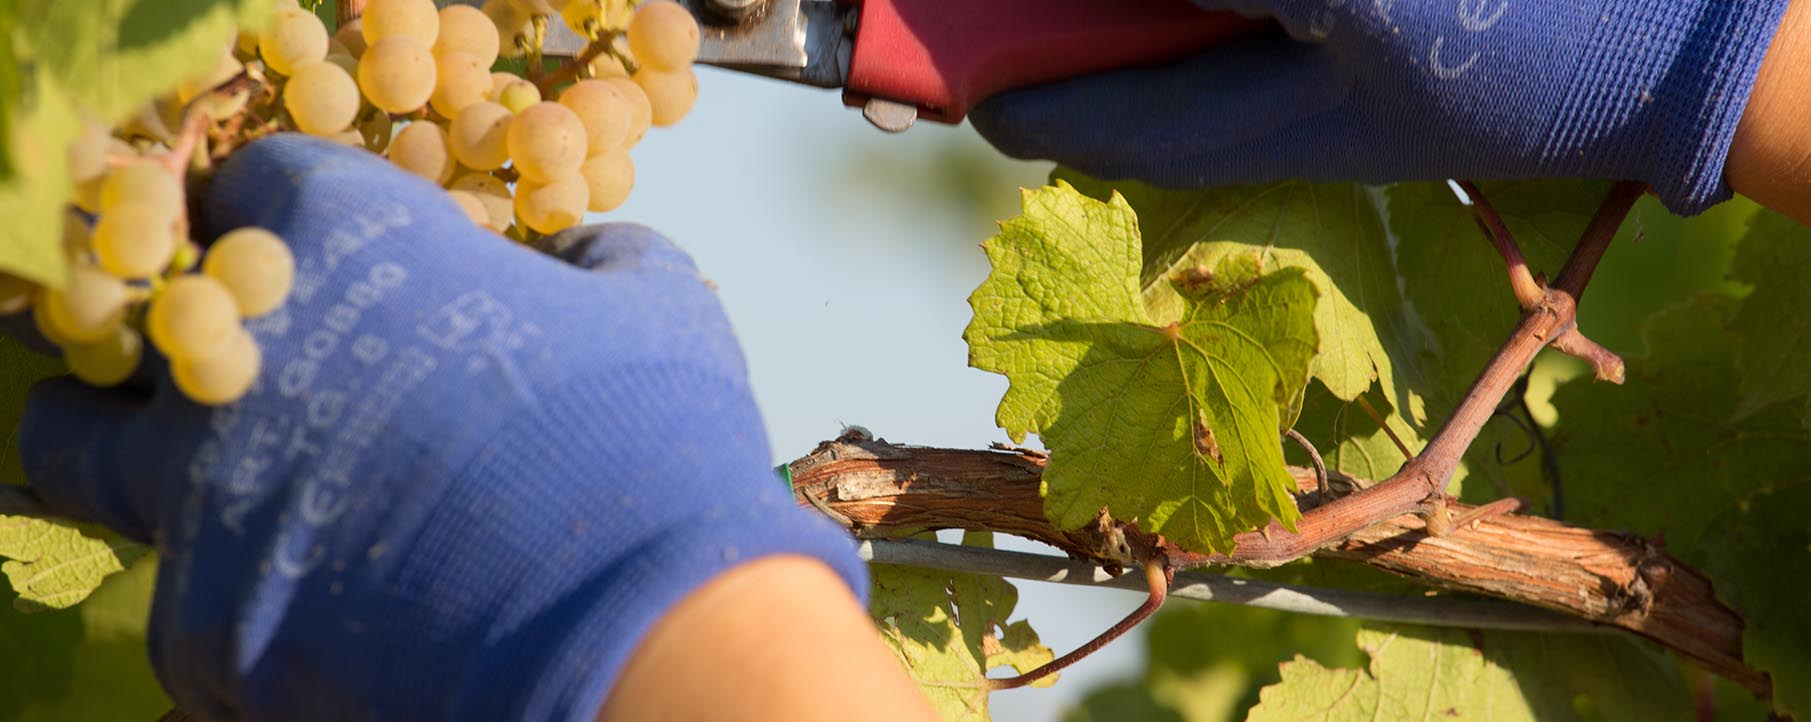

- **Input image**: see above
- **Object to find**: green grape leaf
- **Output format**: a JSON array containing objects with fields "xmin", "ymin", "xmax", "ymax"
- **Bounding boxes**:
[
  {"xmin": 1055, "ymin": 173, "xmax": 1425, "ymax": 408},
  {"xmin": 1248, "ymin": 625, "xmax": 1689, "ymax": 722},
  {"xmin": 0, "ymin": 555, "xmax": 169, "ymax": 721},
  {"xmin": 1553, "ymin": 294, "xmax": 1811, "ymax": 717},
  {"xmin": 1729, "ymin": 211, "xmax": 1811, "ymax": 419},
  {"xmin": 0, "ymin": 69, "xmax": 78, "ymax": 286},
  {"xmin": 964, "ymin": 183, "xmax": 1318, "ymax": 553},
  {"xmin": 0, "ymin": 338, "xmax": 148, "ymax": 610},
  {"xmin": 16, "ymin": 0, "xmax": 275, "ymax": 125},
  {"xmin": 869, "ymin": 559, "xmax": 1054, "ymax": 722}
]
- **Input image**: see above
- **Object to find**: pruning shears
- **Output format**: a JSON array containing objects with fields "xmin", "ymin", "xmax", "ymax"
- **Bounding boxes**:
[{"xmin": 536, "ymin": 0, "xmax": 1267, "ymax": 132}]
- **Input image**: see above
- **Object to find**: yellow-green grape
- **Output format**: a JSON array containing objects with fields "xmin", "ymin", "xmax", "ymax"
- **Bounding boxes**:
[
  {"xmin": 506, "ymin": 102, "xmax": 587, "ymax": 183},
  {"xmin": 430, "ymin": 51, "xmax": 490, "ymax": 118},
  {"xmin": 284, "ymin": 61, "xmax": 361, "ymax": 136},
  {"xmin": 561, "ymin": 0, "xmax": 606, "ymax": 38},
  {"xmin": 358, "ymin": 108, "xmax": 394, "ymax": 153},
  {"xmin": 260, "ymin": 7, "xmax": 330, "ymax": 76},
  {"xmin": 436, "ymin": 4, "xmax": 501, "ymax": 67},
  {"xmin": 587, "ymin": 52, "xmax": 627, "ymax": 79},
  {"xmin": 92, "ymin": 202, "xmax": 178, "ymax": 278},
  {"xmin": 513, "ymin": 174, "xmax": 589, "ymax": 235},
  {"xmin": 68, "ymin": 115, "xmax": 112, "ymax": 185},
  {"xmin": 579, "ymin": 150, "xmax": 633, "ymax": 212},
  {"xmin": 148, "ymin": 274, "xmax": 240, "ymax": 361},
  {"xmin": 74, "ymin": 176, "xmax": 105, "ymax": 213},
  {"xmin": 627, "ymin": 2, "xmax": 699, "ymax": 72},
  {"xmin": 62, "ymin": 210, "xmax": 92, "ymax": 255},
  {"xmin": 328, "ymin": 128, "xmax": 366, "ymax": 147},
  {"xmin": 32, "ymin": 293, "xmax": 69, "ymax": 346},
  {"xmin": 558, "ymin": 79, "xmax": 631, "ymax": 154},
  {"xmin": 358, "ymin": 36, "xmax": 437, "ymax": 114},
  {"xmin": 172, "ymin": 327, "xmax": 262, "ymax": 406},
  {"xmin": 482, "ymin": 0, "xmax": 534, "ymax": 59},
  {"xmin": 450, "ymin": 174, "xmax": 513, "ymax": 234},
  {"xmin": 633, "ymin": 67, "xmax": 697, "ymax": 127},
  {"xmin": 333, "ymin": 19, "xmax": 368, "ymax": 58},
  {"xmin": 65, "ymin": 326, "xmax": 143, "ymax": 387},
  {"xmin": 238, "ymin": 28, "xmax": 263, "ymax": 56},
  {"xmin": 448, "ymin": 190, "xmax": 491, "ymax": 227},
  {"xmin": 100, "ymin": 159, "xmax": 182, "ymax": 219},
  {"xmin": 603, "ymin": 76, "xmax": 652, "ymax": 146},
  {"xmin": 43, "ymin": 265, "xmax": 129, "ymax": 344},
  {"xmin": 324, "ymin": 51, "xmax": 360, "ymax": 78},
  {"xmin": 361, "ymin": 0, "xmax": 439, "ymax": 46},
  {"xmin": 388, "ymin": 121, "xmax": 456, "ymax": 185},
  {"xmin": 203, "ymin": 227, "xmax": 296, "ymax": 318},
  {"xmin": 448, "ymin": 101, "xmax": 513, "ymax": 171},
  {"xmin": 509, "ymin": 0, "xmax": 564, "ymax": 15},
  {"xmin": 170, "ymin": 241, "xmax": 202, "ymax": 273},
  {"xmin": 0, "ymin": 272, "xmax": 35, "ymax": 316},
  {"xmin": 498, "ymin": 80, "xmax": 541, "ymax": 114},
  {"xmin": 179, "ymin": 42, "xmax": 245, "ymax": 102}
]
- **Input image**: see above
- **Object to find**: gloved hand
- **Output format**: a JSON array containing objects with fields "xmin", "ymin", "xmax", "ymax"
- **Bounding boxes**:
[
  {"xmin": 19, "ymin": 135, "xmax": 865, "ymax": 722},
  {"xmin": 970, "ymin": 0, "xmax": 1789, "ymax": 215}
]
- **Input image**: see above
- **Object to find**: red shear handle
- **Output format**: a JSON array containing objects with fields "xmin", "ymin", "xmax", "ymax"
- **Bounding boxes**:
[{"xmin": 839, "ymin": 0, "xmax": 1268, "ymax": 124}]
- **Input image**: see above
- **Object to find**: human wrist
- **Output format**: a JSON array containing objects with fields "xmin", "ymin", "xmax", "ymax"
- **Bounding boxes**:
[{"xmin": 1729, "ymin": 0, "xmax": 1811, "ymax": 225}]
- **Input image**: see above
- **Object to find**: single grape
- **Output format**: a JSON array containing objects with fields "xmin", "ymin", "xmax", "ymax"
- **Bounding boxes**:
[
  {"xmin": 361, "ymin": 0, "xmax": 439, "ymax": 46},
  {"xmin": 436, "ymin": 4, "xmax": 501, "ymax": 67},
  {"xmin": 450, "ymin": 174, "xmax": 514, "ymax": 234},
  {"xmin": 558, "ymin": 79, "xmax": 631, "ymax": 154},
  {"xmin": 430, "ymin": 51, "xmax": 490, "ymax": 118},
  {"xmin": 100, "ymin": 159, "xmax": 182, "ymax": 219},
  {"xmin": 448, "ymin": 101, "xmax": 513, "ymax": 170},
  {"xmin": 32, "ymin": 293, "xmax": 70, "ymax": 346},
  {"xmin": 482, "ymin": 0, "xmax": 533, "ymax": 59},
  {"xmin": 561, "ymin": 0, "xmax": 605, "ymax": 38},
  {"xmin": 260, "ymin": 7, "xmax": 330, "ymax": 76},
  {"xmin": 149, "ymin": 274, "xmax": 241, "ymax": 361},
  {"xmin": 513, "ymin": 174, "xmax": 589, "ymax": 235},
  {"xmin": 172, "ymin": 327, "xmax": 262, "ymax": 406},
  {"xmin": 587, "ymin": 51, "xmax": 627, "ymax": 79},
  {"xmin": 505, "ymin": 102, "xmax": 587, "ymax": 183},
  {"xmin": 388, "ymin": 121, "xmax": 456, "ymax": 185},
  {"xmin": 509, "ymin": 0, "xmax": 566, "ymax": 15},
  {"xmin": 92, "ymin": 202, "xmax": 178, "ymax": 278},
  {"xmin": 284, "ymin": 61, "xmax": 361, "ymax": 136},
  {"xmin": 74, "ymin": 175, "xmax": 106, "ymax": 213},
  {"xmin": 169, "ymin": 241, "xmax": 202, "ymax": 273},
  {"xmin": 448, "ymin": 190, "xmax": 491, "ymax": 227},
  {"xmin": 324, "ymin": 51, "xmax": 360, "ymax": 78},
  {"xmin": 579, "ymin": 150, "xmax": 633, "ymax": 212},
  {"xmin": 0, "ymin": 272, "xmax": 35, "ymax": 316},
  {"xmin": 358, "ymin": 36, "xmax": 437, "ymax": 114},
  {"xmin": 603, "ymin": 76, "xmax": 652, "ymax": 146},
  {"xmin": 627, "ymin": 2, "xmax": 699, "ymax": 72},
  {"xmin": 65, "ymin": 326, "xmax": 144, "ymax": 387},
  {"xmin": 68, "ymin": 115, "xmax": 112, "ymax": 184},
  {"xmin": 62, "ymin": 210, "xmax": 92, "ymax": 255},
  {"xmin": 43, "ymin": 265, "xmax": 129, "ymax": 344},
  {"xmin": 633, "ymin": 67, "xmax": 697, "ymax": 127},
  {"xmin": 498, "ymin": 79, "xmax": 542, "ymax": 114},
  {"xmin": 203, "ymin": 227, "xmax": 296, "ymax": 318},
  {"xmin": 333, "ymin": 18, "xmax": 368, "ymax": 58}
]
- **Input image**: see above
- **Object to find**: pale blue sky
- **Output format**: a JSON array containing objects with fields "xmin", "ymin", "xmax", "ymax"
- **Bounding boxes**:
[{"xmin": 605, "ymin": 67, "xmax": 1156, "ymax": 721}]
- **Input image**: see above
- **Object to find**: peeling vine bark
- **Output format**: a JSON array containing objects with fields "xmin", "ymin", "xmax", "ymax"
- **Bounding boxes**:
[{"xmin": 788, "ymin": 436, "xmax": 1768, "ymax": 698}]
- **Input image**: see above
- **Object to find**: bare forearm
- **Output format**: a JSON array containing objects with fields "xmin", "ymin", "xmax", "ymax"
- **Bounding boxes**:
[
  {"xmin": 1729, "ymin": 0, "xmax": 1811, "ymax": 225},
  {"xmin": 596, "ymin": 555, "xmax": 940, "ymax": 722}
]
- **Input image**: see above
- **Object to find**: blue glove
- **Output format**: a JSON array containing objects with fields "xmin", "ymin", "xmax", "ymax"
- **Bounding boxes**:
[
  {"xmin": 19, "ymin": 135, "xmax": 866, "ymax": 722},
  {"xmin": 969, "ymin": 0, "xmax": 1788, "ymax": 215}
]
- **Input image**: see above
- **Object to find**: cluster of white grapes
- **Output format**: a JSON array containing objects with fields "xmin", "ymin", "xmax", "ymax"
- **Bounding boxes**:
[
  {"xmin": 1, "ymin": 0, "xmax": 701, "ymax": 406},
  {"xmin": 20, "ymin": 152, "xmax": 295, "ymax": 406},
  {"xmin": 267, "ymin": 0, "xmax": 701, "ymax": 235}
]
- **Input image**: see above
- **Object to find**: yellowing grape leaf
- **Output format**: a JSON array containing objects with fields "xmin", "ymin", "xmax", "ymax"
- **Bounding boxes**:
[
  {"xmin": 869, "ymin": 555, "xmax": 1054, "ymax": 722},
  {"xmin": 1248, "ymin": 625, "xmax": 1689, "ymax": 722},
  {"xmin": 964, "ymin": 183, "xmax": 1318, "ymax": 553},
  {"xmin": 1554, "ymin": 295, "xmax": 1811, "ymax": 718},
  {"xmin": 1729, "ymin": 211, "xmax": 1811, "ymax": 419}
]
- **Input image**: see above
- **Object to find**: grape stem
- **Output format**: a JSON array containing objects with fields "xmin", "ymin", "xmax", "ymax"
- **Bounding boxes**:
[{"xmin": 536, "ymin": 35, "xmax": 622, "ymax": 94}]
